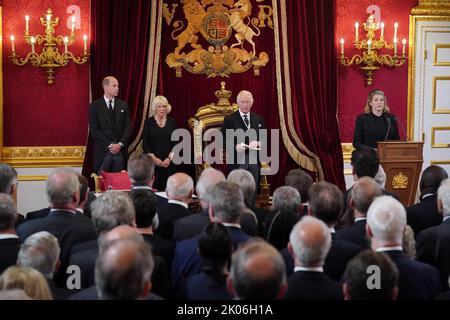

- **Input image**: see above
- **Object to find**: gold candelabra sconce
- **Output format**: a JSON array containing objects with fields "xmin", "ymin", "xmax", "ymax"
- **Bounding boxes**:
[
  {"xmin": 339, "ymin": 14, "xmax": 407, "ymax": 86},
  {"xmin": 9, "ymin": 8, "xmax": 89, "ymax": 85}
]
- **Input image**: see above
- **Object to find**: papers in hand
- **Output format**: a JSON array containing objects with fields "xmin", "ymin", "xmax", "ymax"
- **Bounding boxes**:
[{"xmin": 240, "ymin": 142, "xmax": 260, "ymax": 151}]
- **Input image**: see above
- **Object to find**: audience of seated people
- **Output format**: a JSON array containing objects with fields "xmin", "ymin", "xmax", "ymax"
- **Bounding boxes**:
[{"xmin": 2, "ymin": 158, "xmax": 450, "ymax": 301}]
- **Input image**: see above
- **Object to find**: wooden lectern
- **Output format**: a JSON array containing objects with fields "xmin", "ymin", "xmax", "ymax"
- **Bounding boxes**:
[{"xmin": 377, "ymin": 142, "xmax": 424, "ymax": 207}]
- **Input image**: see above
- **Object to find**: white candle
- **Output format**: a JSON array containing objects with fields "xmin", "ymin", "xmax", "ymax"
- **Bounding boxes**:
[
  {"xmin": 25, "ymin": 15, "xmax": 29, "ymax": 33},
  {"xmin": 394, "ymin": 22, "xmax": 398, "ymax": 41},
  {"xmin": 46, "ymin": 14, "xmax": 51, "ymax": 30},
  {"xmin": 402, "ymin": 39, "xmax": 407, "ymax": 56},
  {"xmin": 340, "ymin": 38, "xmax": 344, "ymax": 55},
  {"xmin": 83, "ymin": 34, "xmax": 88, "ymax": 52},
  {"xmin": 394, "ymin": 38, "xmax": 398, "ymax": 55},
  {"xmin": 64, "ymin": 36, "xmax": 68, "ymax": 53},
  {"xmin": 10, "ymin": 35, "xmax": 15, "ymax": 52},
  {"xmin": 71, "ymin": 16, "xmax": 76, "ymax": 33},
  {"xmin": 31, "ymin": 36, "xmax": 35, "ymax": 53},
  {"xmin": 355, "ymin": 22, "xmax": 359, "ymax": 40},
  {"xmin": 380, "ymin": 22, "xmax": 384, "ymax": 38},
  {"xmin": 367, "ymin": 40, "xmax": 372, "ymax": 54}
]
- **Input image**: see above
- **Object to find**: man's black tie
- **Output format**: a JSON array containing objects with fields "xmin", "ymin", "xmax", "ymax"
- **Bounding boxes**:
[{"xmin": 243, "ymin": 114, "xmax": 249, "ymax": 127}]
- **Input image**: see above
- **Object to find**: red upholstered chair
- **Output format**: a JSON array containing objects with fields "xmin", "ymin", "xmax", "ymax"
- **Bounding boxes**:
[{"xmin": 91, "ymin": 170, "xmax": 131, "ymax": 192}]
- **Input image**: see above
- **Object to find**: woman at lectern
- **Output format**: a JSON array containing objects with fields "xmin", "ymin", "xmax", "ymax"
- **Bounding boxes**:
[{"xmin": 353, "ymin": 89, "xmax": 400, "ymax": 149}]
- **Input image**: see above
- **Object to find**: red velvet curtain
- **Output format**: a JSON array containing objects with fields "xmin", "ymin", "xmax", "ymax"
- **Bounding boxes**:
[
  {"xmin": 82, "ymin": 0, "xmax": 151, "ymax": 179},
  {"xmin": 282, "ymin": 0, "xmax": 345, "ymax": 189}
]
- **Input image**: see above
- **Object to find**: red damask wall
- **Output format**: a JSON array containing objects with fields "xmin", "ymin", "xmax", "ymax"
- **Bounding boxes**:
[
  {"xmin": 2, "ymin": 0, "xmax": 90, "ymax": 146},
  {"xmin": 337, "ymin": 0, "xmax": 418, "ymax": 143}
]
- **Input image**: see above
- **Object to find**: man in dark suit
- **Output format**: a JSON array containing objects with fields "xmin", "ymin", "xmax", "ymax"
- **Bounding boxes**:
[
  {"xmin": 0, "ymin": 194, "xmax": 21, "ymax": 274},
  {"xmin": 367, "ymin": 195, "xmax": 441, "ymax": 299},
  {"xmin": 407, "ymin": 165, "xmax": 448, "ymax": 236},
  {"xmin": 155, "ymin": 173, "xmax": 193, "ymax": 241},
  {"xmin": 416, "ymin": 178, "xmax": 450, "ymax": 290},
  {"xmin": 284, "ymin": 216, "xmax": 342, "ymax": 300},
  {"xmin": 16, "ymin": 168, "xmax": 97, "ymax": 287},
  {"xmin": 0, "ymin": 163, "xmax": 25, "ymax": 225},
  {"xmin": 89, "ymin": 76, "xmax": 132, "ymax": 174},
  {"xmin": 221, "ymin": 90, "xmax": 266, "ymax": 190},
  {"xmin": 337, "ymin": 177, "xmax": 382, "ymax": 248},
  {"xmin": 171, "ymin": 181, "xmax": 251, "ymax": 294}
]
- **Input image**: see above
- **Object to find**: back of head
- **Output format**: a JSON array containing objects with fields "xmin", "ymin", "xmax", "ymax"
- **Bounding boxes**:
[
  {"xmin": 46, "ymin": 168, "xmax": 80, "ymax": 207},
  {"xmin": 227, "ymin": 169, "xmax": 256, "ymax": 207},
  {"xmin": 351, "ymin": 177, "xmax": 382, "ymax": 215},
  {"xmin": 91, "ymin": 191, "xmax": 135, "ymax": 234},
  {"xmin": 128, "ymin": 154, "xmax": 155, "ymax": 186},
  {"xmin": 0, "ymin": 163, "xmax": 17, "ymax": 194},
  {"xmin": 285, "ymin": 169, "xmax": 313, "ymax": 202},
  {"xmin": 210, "ymin": 181, "xmax": 245, "ymax": 223},
  {"xmin": 351, "ymin": 147, "xmax": 380, "ymax": 178},
  {"xmin": 95, "ymin": 237, "xmax": 154, "ymax": 300},
  {"xmin": 367, "ymin": 196, "xmax": 406, "ymax": 244},
  {"xmin": 196, "ymin": 168, "xmax": 226, "ymax": 209},
  {"xmin": 343, "ymin": 250, "xmax": 399, "ymax": 300},
  {"xmin": 0, "ymin": 193, "xmax": 17, "ymax": 232},
  {"xmin": 229, "ymin": 240, "xmax": 286, "ymax": 300},
  {"xmin": 77, "ymin": 173, "xmax": 89, "ymax": 205},
  {"xmin": 166, "ymin": 173, "xmax": 194, "ymax": 200},
  {"xmin": 17, "ymin": 231, "xmax": 60, "ymax": 279},
  {"xmin": 0, "ymin": 266, "xmax": 53, "ymax": 300},
  {"xmin": 420, "ymin": 165, "xmax": 448, "ymax": 194},
  {"xmin": 308, "ymin": 181, "xmax": 343, "ymax": 226},
  {"xmin": 289, "ymin": 216, "xmax": 331, "ymax": 267},
  {"xmin": 272, "ymin": 186, "xmax": 301, "ymax": 213},
  {"xmin": 438, "ymin": 178, "xmax": 450, "ymax": 218},
  {"xmin": 129, "ymin": 189, "xmax": 157, "ymax": 228}
]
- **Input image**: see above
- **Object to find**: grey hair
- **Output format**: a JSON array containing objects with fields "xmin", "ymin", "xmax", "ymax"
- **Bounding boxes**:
[
  {"xmin": 236, "ymin": 90, "xmax": 254, "ymax": 104},
  {"xmin": 438, "ymin": 179, "xmax": 450, "ymax": 217},
  {"xmin": 272, "ymin": 186, "xmax": 301, "ymax": 212},
  {"xmin": 150, "ymin": 95, "xmax": 172, "ymax": 115},
  {"xmin": 17, "ymin": 231, "xmax": 60, "ymax": 279},
  {"xmin": 46, "ymin": 168, "xmax": 80, "ymax": 206},
  {"xmin": 95, "ymin": 239, "xmax": 154, "ymax": 300},
  {"xmin": 229, "ymin": 240, "xmax": 286, "ymax": 300},
  {"xmin": 289, "ymin": 216, "xmax": 331, "ymax": 267},
  {"xmin": 367, "ymin": 196, "xmax": 406, "ymax": 244},
  {"xmin": 166, "ymin": 174, "xmax": 194, "ymax": 198},
  {"xmin": 227, "ymin": 169, "xmax": 256, "ymax": 206},
  {"xmin": 351, "ymin": 177, "xmax": 382, "ymax": 214},
  {"xmin": 210, "ymin": 181, "xmax": 245, "ymax": 223},
  {"xmin": 91, "ymin": 191, "xmax": 135, "ymax": 234},
  {"xmin": 0, "ymin": 194, "xmax": 17, "ymax": 231},
  {"xmin": 0, "ymin": 163, "xmax": 18, "ymax": 194},
  {"xmin": 127, "ymin": 154, "xmax": 155, "ymax": 185},
  {"xmin": 196, "ymin": 168, "xmax": 226, "ymax": 206}
]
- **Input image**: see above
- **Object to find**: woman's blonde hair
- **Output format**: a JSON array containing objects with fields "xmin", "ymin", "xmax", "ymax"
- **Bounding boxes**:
[
  {"xmin": 0, "ymin": 266, "xmax": 53, "ymax": 300},
  {"xmin": 150, "ymin": 95, "xmax": 171, "ymax": 115},
  {"xmin": 364, "ymin": 89, "xmax": 390, "ymax": 113}
]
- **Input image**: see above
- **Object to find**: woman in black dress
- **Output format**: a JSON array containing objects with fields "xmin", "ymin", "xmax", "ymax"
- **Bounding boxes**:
[
  {"xmin": 143, "ymin": 95, "xmax": 177, "ymax": 191},
  {"xmin": 353, "ymin": 90, "xmax": 400, "ymax": 149}
]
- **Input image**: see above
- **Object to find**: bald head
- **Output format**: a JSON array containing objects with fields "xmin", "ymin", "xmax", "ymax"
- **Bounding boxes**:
[
  {"xmin": 351, "ymin": 177, "xmax": 382, "ymax": 216},
  {"xmin": 46, "ymin": 168, "xmax": 80, "ymax": 209},
  {"xmin": 166, "ymin": 173, "xmax": 194, "ymax": 202},
  {"xmin": 289, "ymin": 216, "xmax": 331, "ymax": 267}
]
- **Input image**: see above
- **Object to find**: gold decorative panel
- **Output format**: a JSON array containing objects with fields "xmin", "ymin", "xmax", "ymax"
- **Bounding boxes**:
[
  {"xmin": 432, "ymin": 77, "xmax": 450, "ymax": 114},
  {"xmin": 342, "ymin": 143, "xmax": 354, "ymax": 163},
  {"xmin": 434, "ymin": 44, "xmax": 450, "ymax": 66},
  {"xmin": 431, "ymin": 127, "xmax": 450, "ymax": 148},
  {"xmin": 2, "ymin": 146, "xmax": 85, "ymax": 168},
  {"xmin": 392, "ymin": 172, "xmax": 409, "ymax": 189}
]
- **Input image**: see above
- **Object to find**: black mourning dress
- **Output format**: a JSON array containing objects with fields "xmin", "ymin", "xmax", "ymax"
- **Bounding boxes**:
[
  {"xmin": 353, "ymin": 112, "xmax": 399, "ymax": 149},
  {"xmin": 143, "ymin": 116, "xmax": 177, "ymax": 191}
]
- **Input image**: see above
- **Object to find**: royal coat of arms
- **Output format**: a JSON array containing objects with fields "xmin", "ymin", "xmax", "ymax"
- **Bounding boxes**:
[{"xmin": 163, "ymin": 0, "xmax": 272, "ymax": 78}]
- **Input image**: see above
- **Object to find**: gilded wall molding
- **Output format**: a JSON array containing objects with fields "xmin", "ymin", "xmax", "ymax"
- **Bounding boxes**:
[
  {"xmin": 2, "ymin": 146, "xmax": 85, "ymax": 167},
  {"xmin": 412, "ymin": 0, "xmax": 450, "ymax": 16}
]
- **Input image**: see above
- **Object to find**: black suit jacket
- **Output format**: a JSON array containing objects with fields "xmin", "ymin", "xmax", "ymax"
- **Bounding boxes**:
[
  {"xmin": 221, "ymin": 110, "xmax": 266, "ymax": 172},
  {"xmin": 353, "ymin": 112, "xmax": 400, "ymax": 149},
  {"xmin": 25, "ymin": 207, "xmax": 51, "ymax": 221},
  {"xmin": 17, "ymin": 210, "xmax": 97, "ymax": 286},
  {"xmin": 0, "ymin": 237, "xmax": 21, "ymax": 274},
  {"xmin": 284, "ymin": 271, "xmax": 343, "ymax": 300},
  {"xmin": 384, "ymin": 250, "xmax": 441, "ymax": 300},
  {"xmin": 416, "ymin": 219, "xmax": 450, "ymax": 290},
  {"xmin": 337, "ymin": 219, "xmax": 370, "ymax": 249},
  {"xmin": 155, "ymin": 203, "xmax": 191, "ymax": 241},
  {"xmin": 407, "ymin": 194, "xmax": 442, "ymax": 236},
  {"xmin": 89, "ymin": 97, "xmax": 132, "ymax": 173}
]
